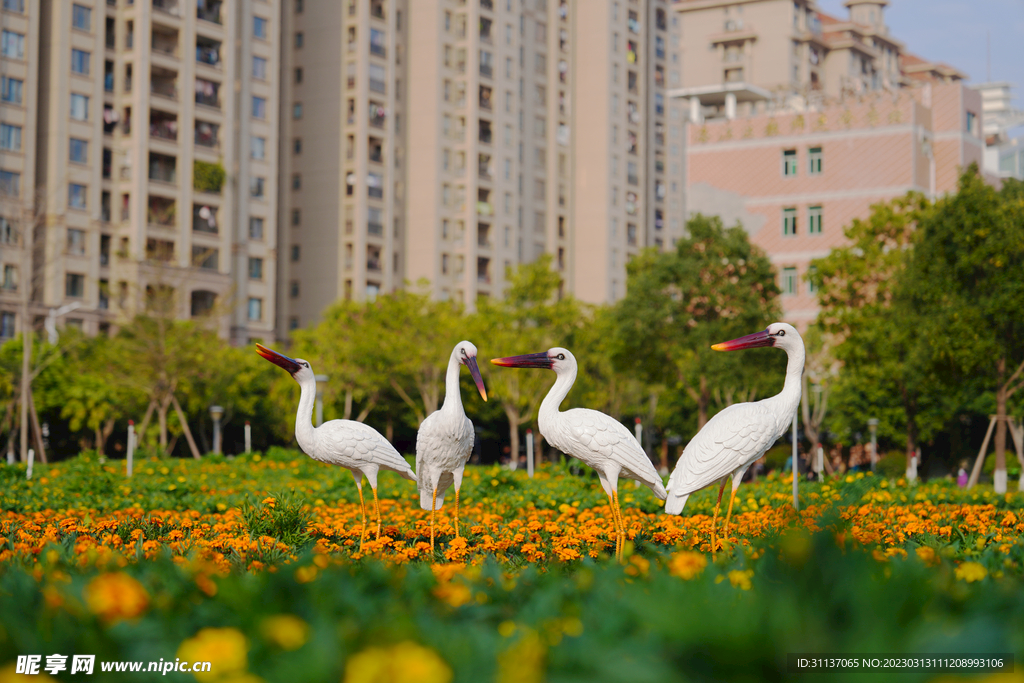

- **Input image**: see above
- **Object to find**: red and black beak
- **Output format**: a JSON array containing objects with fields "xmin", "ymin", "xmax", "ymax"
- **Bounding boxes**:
[
  {"xmin": 465, "ymin": 356, "xmax": 488, "ymax": 401},
  {"xmin": 256, "ymin": 343, "xmax": 302, "ymax": 374},
  {"xmin": 491, "ymin": 352, "xmax": 553, "ymax": 370},
  {"xmin": 711, "ymin": 328, "xmax": 775, "ymax": 352}
]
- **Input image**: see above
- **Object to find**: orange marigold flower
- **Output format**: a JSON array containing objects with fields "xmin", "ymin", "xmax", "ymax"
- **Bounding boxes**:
[
  {"xmin": 177, "ymin": 628, "xmax": 248, "ymax": 683},
  {"xmin": 667, "ymin": 551, "xmax": 707, "ymax": 580},
  {"xmin": 84, "ymin": 572, "xmax": 149, "ymax": 622},
  {"xmin": 915, "ymin": 546, "xmax": 939, "ymax": 567}
]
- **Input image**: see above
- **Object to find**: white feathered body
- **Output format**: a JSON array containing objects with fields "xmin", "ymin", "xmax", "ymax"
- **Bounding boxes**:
[
  {"xmin": 416, "ymin": 408, "xmax": 475, "ymax": 510},
  {"xmin": 301, "ymin": 418, "xmax": 416, "ymax": 482},
  {"xmin": 664, "ymin": 400, "xmax": 788, "ymax": 514}
]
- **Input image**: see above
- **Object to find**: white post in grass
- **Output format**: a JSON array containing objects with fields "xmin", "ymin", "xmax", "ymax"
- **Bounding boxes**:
[
  {"xmin": 816, "ymin": 444, "xmax": 824, "ymax": 483},
  {"xmin": 127, "ymin": 420, "xmax": 135, "ymax": 478},
  {"xmin": 6, "ymin": 445, "xmax": 12, "ymax": 465},
  {"xmin": 245, "ymin": 421, "xmax": 252, "ymax": 453},
  {"xmin": 525, "ymin": 428, "xmax": 534, "ymax": 477},
  {"xmin": 792, "ymin": 416, "xmax": 799, "ymax": 510},
  {"xmin": 27, "ymin": 448, "xmax": 34, "ymax": 480}
]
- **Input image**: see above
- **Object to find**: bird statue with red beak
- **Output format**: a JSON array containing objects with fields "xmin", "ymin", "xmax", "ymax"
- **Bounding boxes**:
[
  {"xmin": 665, "ymin": 322, "xmax": 804, "ymax": 555},
  {"xmin": 255, "ymin": 344, "xmax": 416, "ymax": 550}
]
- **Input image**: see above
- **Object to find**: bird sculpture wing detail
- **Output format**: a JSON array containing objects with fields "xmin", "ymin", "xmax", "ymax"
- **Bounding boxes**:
[
  {"xmin": 558, "ymin": 408, "xmax": 663, "ymax": 486},
  {"xmin": 668, "ymin": 403, "xmax": 780, "ymax": 498},
  {"xmin": 315, "ymin": 419, "xmax": 412, "ymax": 474}
]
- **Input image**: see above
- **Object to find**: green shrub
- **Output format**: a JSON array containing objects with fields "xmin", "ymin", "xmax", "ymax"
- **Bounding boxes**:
[
  {"xmin": 876, "ymin": 451, "xmax": 905, "ymax": 478},
  {"xmin": 194, "ymin": 160, "xmax": 226, "ymax": 193},
  {"xmin": 763, "ymin": 444, "xmax": 792, "ymax": 471}
]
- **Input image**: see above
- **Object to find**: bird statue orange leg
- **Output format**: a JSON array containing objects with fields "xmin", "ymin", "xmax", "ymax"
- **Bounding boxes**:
[
  {"xmin": 722, "ymin": 481, "xmax": 740, "ymax": 547},
  {"xmin": 613, "ymin": 490, "xmax": 626, "ymax": 563},
  {"xmin": 430, "ymin": 487, "xmax": 438, "ymax": 552},
  {"xmin": 710, "ymin": 478, "xmax": 727, "ymax": 559},
  {"xmin": 606, "ymin": 494, "xmax": 619, "ymax": 559},
  {"xmin": 372, "ymin": 487, "xmax": 381, "ymax": 540},
  {"xmin": 454, "ymin": 487, "xmax": 461, "ymax": 538},
  {"xmin": 356, "ymin": 485, "xmax": 368, "ymax": 552}
]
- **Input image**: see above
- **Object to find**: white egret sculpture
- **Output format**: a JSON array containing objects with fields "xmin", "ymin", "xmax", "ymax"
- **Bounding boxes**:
[
  {"xmin": 491, "ymin": 347, "xmax": 667, "ymax": 561},
  {"xmin": 256, "ymin": 344, "xmax": 416, "ymax": 549},
  {"xmin": 665, "ymin": 322, "xmax": 805, "ymax": 553},
  {"xmin": 416, "ymin": 341, "xmax": 488, "ymax": 551}
]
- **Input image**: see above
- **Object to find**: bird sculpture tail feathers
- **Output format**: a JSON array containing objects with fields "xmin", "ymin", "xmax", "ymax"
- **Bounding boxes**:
[
  {"xmin": 664, "ymin": 492, "xmax": 689, "ymax": 516},
  {"xmin": 399, "ymin": 467, "xmax": 417, "ymax": 482}
]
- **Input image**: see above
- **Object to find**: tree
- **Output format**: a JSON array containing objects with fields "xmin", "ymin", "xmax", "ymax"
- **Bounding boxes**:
[
  {"xmin": 809, "ymin": 192, "xmax": 947, "ymax": 459},
  {"xmin": 473, "ymin": 256, "xmax": 585, "ymax": 462},
  {"xmin": 798, "ymin": 325, "xmax": 839, "ymax": 449},
  {"xmin": 902, "ymin": 169, "xmax": 1024, "ymax": 491},
  {"xmin": 614, "ymin": 214, "xmax": 782, "ymax": 431}
]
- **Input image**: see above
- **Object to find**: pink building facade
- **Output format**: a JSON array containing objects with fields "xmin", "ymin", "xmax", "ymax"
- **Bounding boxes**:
[{"xmin": 685, "ymin": 82, "xmax": 984, "ymax": 326}]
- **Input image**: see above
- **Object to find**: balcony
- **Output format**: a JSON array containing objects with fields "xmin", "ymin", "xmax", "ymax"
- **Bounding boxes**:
[
  {"xmin": 477, "ymin": 257, "xmax": 491, "ymax": 284},
  {"xmin": 196, "ymin": 0, "xmax": 222, "ymax": 24},
  {"xmin": 367, "ymin": 247, "xmax": 382, "ymax": 272},
  {"xmin": 148, "ymin": 152, "xmax": 177, "ymax": 183},
  {"xmin": 147, "ymin": 238, "xmax": 176, "ymax": 262},
  {"xmin": 192, "ymin": 245, "xmax": 219, "ymax": 270},
  {"xmin": 368, "ymin": 137, "xmax": 383, "ymax": 163},
  {"xmin": 478, "ymin": 120, "xmax": 492, "ymax": 144},
  {"xmin": 152, "ymin": 28, "xmax": 179, "ymax": 57},
  {"xmin": 370, "ymin": 0, "xmax": 384, "ymax": 19},
  {"xmin": 369, "ymin": 102, "xmax": 386, "ymax": 129},
  {"xmin": 367, "ymin": 220, "xmax": 383, "ymax": 236},
  {"xmin": 149, "ymin": 110, "xmax": 178, "ymax": 141},
  {"xmin": 195, "ymin": 78, "xmax": 220, "ymax": 108},
  {"xmin": 192, "ymin": 203, "xmax": 218, "ymax": 233},
  {"xmin": 196, "ymin": 37, "xmax": 221, "ymax": 68},
  {"xmin": 479, "ymin": 85, "xmax": 492, "ymax": 110},
  {"xmin": 195, "ymin": 120, "xmax": 219, "ymax": 148},
  {"xmin": 153, "ymin": 0, "xmax": 181, "ymax": 17},
  {"xmin": 147, "ymin": 196, "xmax": 177, "ymax": 226},
  {"xmin": 151, "ymin": 67, "xmax": 178, "ymax": 100}
]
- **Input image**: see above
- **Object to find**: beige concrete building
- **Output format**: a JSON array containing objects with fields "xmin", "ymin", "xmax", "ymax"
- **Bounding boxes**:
[
  {"xmin": 278, "ymin": 0, "xmax": 684, "ymax": 333},
  {"xmin": 1, "ymin": 0, "xmax": 281, "ymax": 346},
  {"xmin": 0, "ymin": 0, "xmax": 41, "ymax": 342},
  {"xmin": 672, "ymin": 0, "xmax": 982, "ymax": 327}
]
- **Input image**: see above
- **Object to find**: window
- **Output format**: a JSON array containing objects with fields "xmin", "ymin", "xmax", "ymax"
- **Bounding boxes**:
[
  {"xmin": 1, "ymin": 77, "xmax": 23, "ymax": 104},
  {"xmin": 192, "ymin": 246, "xmax": 219, "ymax": 270},
  {"xmin": 250, "ymin": 177, "xmax": 265, "ymax": 198},
  {"xmin": 293, "ymin": 102, "xmax": 303, "ymax": 119},
  {"xmin": 782, "ymin": 267, "xmax": 797, "ymax": 295},
  {"xmin": 69, "ymin": 184, "xmax": 88, "ymax": 210},
  {"xmin": 3, "ymin": 0, "xmax": 24, "ymax": 12},
  {"xmin": 292, "ymin": 173, "xmax": 301, "ymax": 190},
  {"xmin": 248, "ymin": 257, "xmax": 264, "ymax": 280},
  {"xmin": 296, "ymin": 0, "xmax": 303, "ymax": 12},
  {"xmin": 290, "ymin": 281, "xmax": 300, "ymax": 298},
  {"xmin": 0, "ymin": 170, "xmax": 20, "ymax": 196},
  {"xmin": 69, "ymin": 137, "xmax": 87, "ymax": 162},
  {"xmin": 248, "ymin": 297, "xmax": 263, "ymax": 321},
  {"xmin": 295, "ymin": 67, "xmax": 303, "ymax": 83},
  {"xmin": 782, "ymin": 149, "xmax": 797, "ymax": 176},
  {"xmin": 294, "ymin": 138, "xmax": 302, "ymax": 155},
  {"xmin": 70, "ymin": 94, "xmax": 89, "ymax": 121},
  {"xmin": 295, "ymin": 32, "xmax": 304, "ymax": 48},
  {"xmin": 2, "ymin": 264, "xmax": 16, "ymax": 290},
  {"xmin": 808, "ymin": 146, "xmax": 822, "ymax": 175},
  {"xmin": 480, "ymin": 49, "xmax": 494, "ymax": 78},
  {"xmin": 806, "ymin": 266, "xmax": 818, "ymax": 294},
  {"xmin": 253, "ymin": 56, "xmax": 267, "ymax": 80},
  {"xmin": 808, "ymin": 205, "xmax": 822, "ymax": 234},
  {"xmin": 0, "ymin": 124, "xmax": 20, "ymax": 151},
  {"xmin": 291, "ymin": 244, "xmax": 300, "ymax": 262},
  {"xmin": 71, "ymin": 48, "xmax": 90, "ymax": 75},
  {"xmin": 67, "ymin": 228, "xmax": 86, "ymax": 255},
  {"xmin": 1, "ymin": 31, "xmax": 24, "ymax": 59},
  {"xmin": 0, "ymin": 217, "xmax": 14, "ymax": 243},
  {"xmin": 72, "ymin": 4, "xmax": 91, "ymax": 31},
  {"xmin": 66, "ymin": 273, "xmax": 86, "ymax": 298},
  {"xmin": 782, "ymin": 208, "xmax": 797, "ymax": 236},
  {"xmin": 249, "ymin": 217, "xmax": 264, "ymax": 240},
  {"xmin": 252, "ymin": 96, "xmax": 266, "ymax": 119},
  {"xmin": 251, "ymin": 136, "xmax": 266, "ymax": 160},
  {"xmin": 0, "ymin": 311, "xmax": 15, "ymax": 338},
  {"xmin": 254, "ymin": 16, "xmax": 268, "ymax": 39},
  {"xmin": 370, "ymin": 28, "xmax": 386, "ymax": 56},
  {"xmin": 292, "ymin": 209, "xmax": 301, "ymax": 226},
  {"xmin": 966, "ymin": 111, "xmax": 977, "ymax": 135}
]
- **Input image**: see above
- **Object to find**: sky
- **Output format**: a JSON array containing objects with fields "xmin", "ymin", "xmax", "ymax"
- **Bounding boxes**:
[{"xmin": 815, "ymin": 0, "xmax": 1024, "ymax": 134}]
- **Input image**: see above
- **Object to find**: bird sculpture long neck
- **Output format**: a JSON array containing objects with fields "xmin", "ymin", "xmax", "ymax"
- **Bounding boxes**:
[
  {"xmin": 768, "ymin": 343, "xmax": 806, "ymax": 427},
  {"xmin": 539, "ymin": 364, "xmax": 577, "ymax": 426},
  {"xmin": 440, "ymin": 352, "xmax": 465, "ymax": 416},
  {"xmin": 294, "ymin": 375, "xmax": 318, "ymax": 454}
]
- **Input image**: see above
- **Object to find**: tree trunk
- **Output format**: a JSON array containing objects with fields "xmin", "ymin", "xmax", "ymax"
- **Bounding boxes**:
[
  {"xmin": 800, "ymin": 374, "xmax": 818, "ymax": 447},
  {"xmin": 137, "ymin": 399, "xmax": 157, "ymax": 449},
  {"xmin": 27, "ymin": 385, "xmax": 47, "ymax": 464},
  {"xmin": 157, "ymin": 396, "xmax": 171, "ymax": 455},
  {"xmin": 994, "ymin": 357, "xmax": 1008, "ymax": 493},
  {"xmin": 170, "ymin": 394, "xmax": 202, "ymax": 459},
  {"xmin": 98, "ymin": 417, "xmax": 115, "ymax": 457}
]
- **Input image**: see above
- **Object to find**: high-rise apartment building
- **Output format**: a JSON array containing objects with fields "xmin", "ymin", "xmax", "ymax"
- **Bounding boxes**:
[
  {"xmin": 0, "ymin": 0, "xmax": 281, "ymax": 345},
  {"xmin": 278, "ymin": 0, "xmax": 684, "ymax": 334},
  {"xmin": 672, "ymin": 0, "xmax": 983, "ymax": 326}
]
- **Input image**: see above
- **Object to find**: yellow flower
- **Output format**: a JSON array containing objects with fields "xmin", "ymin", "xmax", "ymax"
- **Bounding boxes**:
[
  {"xmin": 667, "ymin": 551, "xmax": 707, "ymax": 580},
  {"xmin": 84, "ymin": 572, "xmax": 149, "ymax": 622},
  {"xmin": 260, "ymin": 614, "xmax": 309, "ymax": 651},
  {"xmin": 915, "ymin": 546, "xmax": 939, "ymax": 567},
  {"xmin": 343, "ymin": 641, "xmax": 452, "ymax": 683},
  {"xmin": 954, "ymin": 562, "xmax": 988, "ymax": 583},
  {"xmin": 727, "ymin": 569, "xmax": 754, "ymax": 591},
  {"xmin": 177, "ymin": 628, "xmax": 248, "ymax": 683}
]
